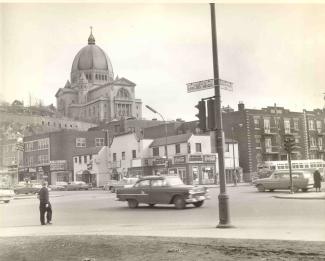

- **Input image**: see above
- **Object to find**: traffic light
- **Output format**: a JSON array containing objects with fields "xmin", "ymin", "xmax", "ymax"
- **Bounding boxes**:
[
  {"xmin": 195, "ymin": 100, "xmax": 206, "ymax": 131},
  {"xmin": 284, "ymin": 136, "xmax": 296, "ymax": 153},
  {"xmin": 207, "ymin": 99, "xmax": 215, "ymax": 130}
]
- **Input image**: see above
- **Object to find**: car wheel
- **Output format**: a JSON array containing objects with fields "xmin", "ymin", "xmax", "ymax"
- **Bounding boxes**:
[
  {"xmin": 111, "ymin": 187, "xmax": 115, "ymax": 193},
  {"xmin": 174, "ymin": 196, "xmax": 186, "ymax": 209},
  {"xmin": 301, "ymin": 188, "xmax": 308, "ymax": 192},
  {"xmin": 193, "ymin": 201, "xmax": 204, "ymax": 208},
  {"xmin": 292, "ymin": 187, "xmax": 299, "ymax": 193},
  {"xmin": 148, "ymin": 203, "xmax": 155, "ymax": 208},
  {"xmin": 4, "ymin": 200, "xmax": 10, "ymax": 203},
  {"xmin": 257, "ymin": 184, "xmax": 265, "ymax": 192},
  {"xmin": 269, "ymin": 189, "xmax": 274, "ymax": 192},
  {"xmin": 127, "ymin": 199, "xmax": 138, "ymax": 208}
]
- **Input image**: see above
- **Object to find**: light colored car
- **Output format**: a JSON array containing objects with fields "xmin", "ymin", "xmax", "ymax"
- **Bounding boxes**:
[
  {"xmin": 0, "ymin": 187, "xmax": 15, "ymax": 203},
  {"xmin": 252, "ymin": 170, "xmax": 314, "ymax": 193},
  {"xmin": 65, "ymin": 181, "xmax": 91, "ymax": 191},
  {"xmin": 106, "ymin": 178, "xmax": 138, "ymax": 193}
]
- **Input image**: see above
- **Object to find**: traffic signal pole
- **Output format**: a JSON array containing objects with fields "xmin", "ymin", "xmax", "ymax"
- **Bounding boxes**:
[{"xmin": 210, "ymin": 3, "xmax": 233, "ymax": 228}]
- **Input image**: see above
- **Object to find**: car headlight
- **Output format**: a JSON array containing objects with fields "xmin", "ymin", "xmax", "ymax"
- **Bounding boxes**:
[{"xmin": 189, "ymin": 189, "xmax": 195, "ymax": 195}]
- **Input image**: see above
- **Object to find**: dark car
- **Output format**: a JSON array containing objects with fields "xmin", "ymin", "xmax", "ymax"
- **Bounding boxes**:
[{"xmin": 116, "ymin": 175, "xmax": 209, "ymax": 209}]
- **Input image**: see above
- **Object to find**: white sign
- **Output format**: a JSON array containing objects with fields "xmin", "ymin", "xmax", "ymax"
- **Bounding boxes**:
[{"xmin": 186, "ymin": 78, "xmax": 233, "ymax": 93}]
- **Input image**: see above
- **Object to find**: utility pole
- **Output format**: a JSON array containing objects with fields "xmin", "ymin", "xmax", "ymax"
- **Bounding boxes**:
[{"xmin": 210, "ymin": 3, "xmax": 233, "ymax": 228}]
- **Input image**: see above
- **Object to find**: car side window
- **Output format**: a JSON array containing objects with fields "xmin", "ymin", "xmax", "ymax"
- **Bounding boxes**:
[
  {"xmin": 151, "ymin": 179, "xmax": 166, "ymax": 187},
  {"xmin": 134, "ymin": 180, "xmax": 150, "ymax": 188}
]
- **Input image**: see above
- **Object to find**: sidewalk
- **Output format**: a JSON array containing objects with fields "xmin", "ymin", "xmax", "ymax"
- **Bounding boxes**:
[{"xmin": 274, "ymin": 191, "xmax": 325, "ymax": 200}]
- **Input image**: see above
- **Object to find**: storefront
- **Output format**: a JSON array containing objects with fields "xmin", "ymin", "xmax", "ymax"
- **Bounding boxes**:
[
  {"xmin": 172, "ymin": 154, "xmax": 217, "ymax": 185},
  {"xmin": 50, "ymin": 160, "xmax": 72, "ymax": 184}
]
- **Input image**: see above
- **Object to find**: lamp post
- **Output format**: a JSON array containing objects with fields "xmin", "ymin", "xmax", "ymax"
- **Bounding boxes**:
[
  {"xmin": 210, "ymin": 3, "xmax": 233, "ymax": 228},
  {"xmin": 145, "ymin": 105, "xmax": 168, "ymax": 174}
]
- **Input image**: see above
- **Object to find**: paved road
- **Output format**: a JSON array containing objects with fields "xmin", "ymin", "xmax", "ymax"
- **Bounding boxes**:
[{"xmin": 1, "ymin": 185, "xmax": 325, "ymax": 241}]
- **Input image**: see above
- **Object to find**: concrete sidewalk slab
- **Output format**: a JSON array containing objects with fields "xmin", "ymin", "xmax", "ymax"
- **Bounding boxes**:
[{"xmin": 274, "ymin": 192, "xmax": 325, "ymax": 200}]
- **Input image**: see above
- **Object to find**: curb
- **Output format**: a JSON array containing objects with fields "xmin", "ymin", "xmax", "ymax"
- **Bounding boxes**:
[{"xmin": 274, "ymin": 195, "xmax": 325, "ymax": 200}]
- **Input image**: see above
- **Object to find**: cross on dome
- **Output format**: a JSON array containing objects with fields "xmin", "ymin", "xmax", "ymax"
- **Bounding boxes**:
[{"xmin": 88, "ymin": 26, "xmax": 95, "ymax": 45}]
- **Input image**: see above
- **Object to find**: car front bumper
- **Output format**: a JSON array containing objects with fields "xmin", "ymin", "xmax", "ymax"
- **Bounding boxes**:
[{"xmin": 185, "ymin": 195, "xmax": 209, "ymax": 203}]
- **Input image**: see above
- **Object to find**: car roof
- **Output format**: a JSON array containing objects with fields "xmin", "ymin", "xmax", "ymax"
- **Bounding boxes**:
[{"xmin": 138, "ymin": 175, "xmax": 179, "ymax": 181}]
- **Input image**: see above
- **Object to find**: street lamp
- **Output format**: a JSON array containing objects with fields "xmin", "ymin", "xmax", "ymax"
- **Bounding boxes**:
[{"xmin": 145, "ymin": 105, "xmax": 168, "ymax": 174}]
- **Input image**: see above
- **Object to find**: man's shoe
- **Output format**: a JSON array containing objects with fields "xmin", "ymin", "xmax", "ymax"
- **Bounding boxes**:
[
  {"xmin": 41, "ymin": 223, "xmax": 46, "ymax": 225},
  {"xmin": 47, "ymin": 222, "xmax": 52, "ymax": 225}
]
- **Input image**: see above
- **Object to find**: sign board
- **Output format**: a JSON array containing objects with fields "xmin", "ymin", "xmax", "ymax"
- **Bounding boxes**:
[
  {"xmin": 188, "ymin": 155, "xmax": 203, "ymax": 162},
  {"xmin": 203, "ymin": 154, "xmax": 217, "ymax": 163},
  {"xmin": 50, "ymin": 160, "xmax": 67, "ymax": 171},
  {"xmin": 174, "ymin": 155, "xmax": 187, "ymax": 164},
  {"xmin": 186, "ymin": 78, "xmax": 233, "ymax": 93}
]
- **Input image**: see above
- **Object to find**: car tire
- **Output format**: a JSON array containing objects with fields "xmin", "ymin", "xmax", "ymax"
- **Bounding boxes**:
[
  {"xmin": 301, "ymin": 188, "xmax": 308, "ymax": 192},
  {"xmin": 257, "ymin": 184, "xmax": 265, "ymax": 192},
  {"xmin": 292, "ymin": 187, "xmax": 299, "ymax": 193},
  {"xmin": 111, "ymin": 187, "xmax": 115, "ymax": 193},
  {"xmin": 148, "ymin": 203, "xmax": 155, "ymax": 208},
  {"xmin": 4, "ymin": 200, "xmax": 10, "ymax": 203},
  {"xmin": 127, "ymin": 199, "xmax": 138, "ymax": 208},
  {"xmin": 269, "ymin": 189, "xmax": 274, "ymax": 192},
  {"xmin": 174, "ymin": 196, "xmax": 186, "ymax": 209},
  {"xmin": 193, "ymin": 201, "xmax": 204, "ymax": 208}
]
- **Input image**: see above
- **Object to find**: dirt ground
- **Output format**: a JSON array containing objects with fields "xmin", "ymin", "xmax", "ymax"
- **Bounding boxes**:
[{"xmin": 0, "ymin": 235, "xmax": 325, "ymax": 261}]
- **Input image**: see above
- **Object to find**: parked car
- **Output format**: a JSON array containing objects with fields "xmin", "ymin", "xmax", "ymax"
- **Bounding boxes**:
[
  {"xmin": 116, "ymin": 175, "xmax": 209, "ymax": 209},
  {"xmin": 252, "ymin": 170, "xmax": 314, "ymax": 193},
  {"xmin": 49, "ymin": 184, "xmax": 66, "ymax": 191},
  {"xmin": 14, "ymin": 183, "xmax": 42, "ymax": 195},
  {"xmin": 0, "ymin": 187, "xmax": 15, "ymax": 203},
  {"xmin": 105, "ymin": 178, "xmax": 138, "ymax": 193},
  {"xmin": 65, "ymin": 181, "xmax": 91, "ymax": 191}
]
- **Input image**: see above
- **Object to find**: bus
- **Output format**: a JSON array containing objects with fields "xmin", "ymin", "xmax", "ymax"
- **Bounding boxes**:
[{"xmin": 256, "ymin": 159, "xmax": 325, "ymax": 179}]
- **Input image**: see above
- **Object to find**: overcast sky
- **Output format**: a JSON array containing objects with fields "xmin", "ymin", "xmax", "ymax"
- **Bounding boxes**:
[{"xmin": 1, "ymin": 3, "xmax": 325, "ymax": 121}]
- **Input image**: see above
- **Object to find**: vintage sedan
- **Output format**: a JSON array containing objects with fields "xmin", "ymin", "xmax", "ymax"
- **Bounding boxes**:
[
  {"xmin": 116, "ymin": 175, "xmax": 209, "ymax": 209},
  {"xmin": 0, "ymin": 187, "xmax": 15, "ymax": 203},
  {"xmin": 252, "ymin": 170, "xmax": 314, "ymax": 193},
  {"xmin": 14, "ymin": 183, "xmax": 42, "ymax": 195}
]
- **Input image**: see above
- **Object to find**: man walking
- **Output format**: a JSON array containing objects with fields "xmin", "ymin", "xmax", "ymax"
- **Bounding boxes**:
[{"xmin": 38, "ymin": 182, "xmax": 52, "ymax": 225}]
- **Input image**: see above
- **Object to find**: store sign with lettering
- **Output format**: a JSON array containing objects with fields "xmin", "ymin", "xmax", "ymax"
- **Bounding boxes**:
[
  {"xmin": 174, "ymin": 156, "xmax": 186, "ymax": 164},
  {"xmin": 188, "ymin": 155, "xmax": 203, "ymax": 162},
  {"xmin": 203, "ymin": 155, "xmax": 216, "ymax": 163},
  {"xmin": 50, "ymin": 160, "xmax": 67, "ymax": 171}
]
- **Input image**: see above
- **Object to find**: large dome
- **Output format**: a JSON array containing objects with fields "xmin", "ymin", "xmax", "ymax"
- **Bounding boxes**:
[
  {"xmin": 70, "ymin": 31, "xmax": 114, "ymax": 82},
  {"xmin": 71, "ymin": 45, "xmax": 113, "ymax": 72}
]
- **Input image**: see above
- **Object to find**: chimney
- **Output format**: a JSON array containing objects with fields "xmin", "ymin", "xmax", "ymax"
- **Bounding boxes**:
[{"xmin": 238, "ymin": 102, "xmax": 245, "ymax": 111}]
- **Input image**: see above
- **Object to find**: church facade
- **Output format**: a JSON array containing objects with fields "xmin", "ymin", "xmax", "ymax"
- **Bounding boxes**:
[{"xmin": 55, "ymin": 30, "xmax": 142, "ymax": 124}]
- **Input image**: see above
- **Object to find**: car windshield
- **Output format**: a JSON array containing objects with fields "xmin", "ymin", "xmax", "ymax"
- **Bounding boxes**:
[{"xmin": 165, "ymin": 176, "xmax": 184, "ymax": 186}]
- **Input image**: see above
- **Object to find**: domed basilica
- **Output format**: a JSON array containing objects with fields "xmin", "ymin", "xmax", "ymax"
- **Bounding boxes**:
[{"xmin": 55, "ymin": 30, "xmax": 142, "ymax": 123}]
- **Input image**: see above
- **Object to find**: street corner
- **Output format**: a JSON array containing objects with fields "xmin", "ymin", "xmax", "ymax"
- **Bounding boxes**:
[{"xmin": 273, "ymin": 191, "xmax": 325, "ymax": 200}]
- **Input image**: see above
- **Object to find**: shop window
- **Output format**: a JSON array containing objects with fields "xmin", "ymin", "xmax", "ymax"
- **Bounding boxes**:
[{"xmin": 84, "ymin": 156, "xmax": 87, "ymax": 163}]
